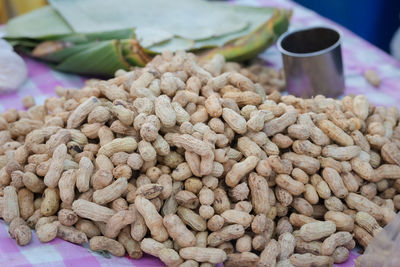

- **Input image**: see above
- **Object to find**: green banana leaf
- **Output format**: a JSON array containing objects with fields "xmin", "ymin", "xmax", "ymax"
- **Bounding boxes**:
[{"xmin": 5, "ymin": 0, "xmax": 291, "ymax": 76}]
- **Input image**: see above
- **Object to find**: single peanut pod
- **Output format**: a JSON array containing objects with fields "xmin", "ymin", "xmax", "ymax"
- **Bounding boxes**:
[
  {"xmin": 276, "ymin": 174, "xmax": 305, "ymax": 196},
  {"xmin": 318, "ymin": 120, "xmax": 354, "ymax": 146},
  {"xmin": 207, "ymin": 224, "xmax": 244, "ymax": 247},
  {"xmin": 373, "ymin": 164, "xmax": 400, "ymax": 182},
  {"xmin": 225, "ymin": 156, "xmax": 259, "ymax": 187},
  {"xmin": 9, "ymin": 217, "xmax": 27, "ymax": 238},
  {"xmin": 321, "ymin": 232, "xmax": 353, "ymax": 256},
  {"xmin": 341, "ymin": 172, "xmax": 359, "ymax": 192},
  {"xmin": 76, "ymin": 157, "xmax": 94, "ymax": 193},
  {"xmin": 41, "ymin": 188, "xmax": 60, "ymax": 216},
  {"xmin": 159, "ymin": 248, "xmax": 183, "ymax": 267},
  {"xmin": 289, "ymin": 253, "xmax": 333, "ymax": 267},
  {"xmin": 350, "ymin": 157, "xmax": 373, "ymax": 181},
  {"xmin": 278, "ymin": 232, "xmax": 295, "ymax": 260},
  {"xmin": 304, "ymin": 184, "xmax": 319, "ymax": 205},
  {"xmin": 332, "ymin": 246, "xmax": 349, "ymax": 264},
  {"xmin": 324, "ymin": 211, "xmax": 354, "ymax": 232},
  {"xmin": 57, "ymin": 224, "xmax": 87, "ymax": 244},
  {"xmin": 155, "ymin": 95, "xmax": 176, "ymax": 127},
  {"xmin": 118, "ymin": 227, "xmax": 142, "ymax": 259},
  {"xmin": 44, "ymin": 144, "xmax": 67, "ymax": 188},
  {"xmin": 248, "ymin": 172, "xmax": 270, "ymax": 214},
  {"xmin": 222, "ymin": 108, "xmax": 247, "ymax": 134},
  {"xmin": 177, "ymin": 206, "xmax": 207, "ymax": 232},
  {"xmin": 355, "ymin": 211, "xmax": 382, "ymax": 236},
  {"xmin": 179, "ymin": 247, "xmax": 227, "ymax": 264},
  {"xmin": 345, "ymin": 193, "xmax": 383, "ymax": 220},
  {"xmin": 225, "ymin": 252, "xmax": 259, "ymax": 267},
  {"xmin": 353, "ymin": 95, "xmax": 369, "ymax": 120},
  {"xmin": 75, "ymin": 219, "xmax": 101, "ymax": 238},
  {"xmin": 72, "ymin": 199, "xmax": 115, "ymax": 222},
  {"xmin": 294, "ymin": 239, "xmax": 322, "ymax": 255},
  {"xmin": 93, "ymin": 177, "xmax": 127, "ymax": 205},
  {"xmin": 221, "ymin": 210, "xmax": 253, "ymax": 227},
  {"xmin": 14, "ymin": 224, "xmax": 32, "ymax": 246},
  {"xmin": 163, "ymin": 214, "xmax": 196, "ymax": 248},
  {"xmin": 321, "ymin": 167, "xmax": 348, "ymax": 198},
  {"xmin": 104, "ymin": 210, "xmax": 136, "ymax": 238},
  {"xmin": 213, "ymin": 188, "xmax": 231, "ymax": 214},
  {"xmin": 353, "ymin": 225, "xmax": 373, "ymax": 249},
  {"xmin": 67, "ymin": 96, "xmax": 101, "ymax": 128},
  {"xmin": 17, "ymin": 188, "xmax": 34, "ymax": 220},
  {"xmin": 263, "ymin": 109, "xmax": 297, "ymax": 137},
  {"xmin": 135, "ymin": 195, "xmax": 168, "ymax": 242},
  {"xmin": 292, "ymin": 198, "xmax": 313, "ymax": 216},
  {"xmin": 36, "ymin": 221, "xmax": 58, "ymax": 242},
  {"xmin": 258, "ymin": 239, "xmax": 280, "ymax": 267},
  {"xmin": 23, "ymin": 172, "xmax": 46, "ymax": 193},
  {"xmin": 98, "ymin": 137, "xmax": 137, "ymax": 157},
  {"xmin": 299, "ymin": 221, "xmax": 336, "ymax": 242},
  {"xmin": 322, "ymin": 145, "xmax": 360, "ymax": 161},
  {"xmin": 281, "ymin": 152, "xmax": 320, "ymax": 175},
  {"xmin": 90, "ymin": 236, "xmax": 125, "ymax": 257},
  {"xmin": 236, "ymin": 234, "xmax": 252, "ymax": 253}
]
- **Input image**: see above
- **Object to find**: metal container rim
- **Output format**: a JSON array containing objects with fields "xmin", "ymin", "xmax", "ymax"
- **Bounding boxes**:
[{"xmin": 277, "ymin": 26, "xmax": 342, "ymax": 58}]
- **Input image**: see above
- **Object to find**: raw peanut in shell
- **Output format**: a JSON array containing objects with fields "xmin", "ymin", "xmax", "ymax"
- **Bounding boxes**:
[
  {"xmin": 248, "ymin": 172, "xmax": 270, "ymax": 214},
  {"xmin": 90, "ymin": 236, "xmax": 125, "ymax": 257},
  {"xmin": 163, "ymin": 214, "xmax": 196, "ymax": 248},
  {"xmin": 58, "ymin": 209, "xmax": 78, "ymax": 226},
  {"xmin": 225, "ymin": 156, "xmax": 259, "ymax": 187},
  {"xmin": 44, "ymin": 144, "xmax": 67, "ymax": 188},
  {"xmin": 72, "ymin": 199, "xmax": 115, "ymax": 222},
  {"xmin": 93, "ymin": 177, "xmax": 128, "ymax": 205},
  {"xmin": 41, "ymin": 188, "xmax": 60, "ymax": 216},
  {"xmin": 98, "ymin": 137, "xmax": 137, "ymax": 157},
  {"xmin": 159, "ymin": 248, "xmax": 184, "ymax": 266},
  {"xmin": 321, "ymin": 167, "xmax": 348, "ymax": 198},
  {"xmin": 67, "ymin": 96, "xmax": 101, "ymax": 128},
  {"xmin": 298, "ymin": 221, "xmax": 336, "ymax": 242},
  {"xmin": 222, "ymin": 108, "xmax": 247, "ymax": 134},
  {"xmin": 275, "ymin": 174, "xmax": 305, "ymax": 196},
  {"xmin": 321, "ymin": 231, "xmax": 353, "ymax": 256},
  {"xmin": 118, "ymin": 227, "xmax": 143, "ymax": 259},
  {"xmin": 289, "ymin": 253, "xmax": 333, "ymax": 267},
  {"xmin": 135, "ymin": 195, "xmax": 168, "ymax": 242},
  {"xmin": 179, "ymin": 247, "xmax": 227, "ymax": 264},
  {"xmin": 76, "ymin": 157, "xmax": 94, "ymax": 193},
  {"xmin": 221, "ymin": 209, "xmax": 253, "ymax": 227},
  {"xmin": 57, "ymin": 224, "xmax": 87, "ymax": 244},
  {"xmin": 14, "ymin": 224, "xmax": 32, "ymax": 246},
  {"xmin": 104, "ymin": 209, "xmax": 136, "ymax": 238},
  {"xmin": 258, "ymin": 239, "xmax": 280, "ymax": 267},
  {"xmin": 207, "ymin": 224, "xmax": 244, "ymax": 247},
  {"xmin": 345, "ymin": 193, "xmax": 383, "ymax": 220},
  {"xmin": 36, "ymin": 221, "xmax": 58, "ymax": 243},
  {"xmin": 324, "ymin": 211, "xmax": 354, "ymax": 232},
  {"xmin": 22, "ymin": 172, "xmax": 46, "ymax": 193},
  {"xmin": 18, "ymin": 188, "xmax": 34, "ymax": 220},
  {"xmin": 9, "ymin": 217, "xmax": 27, "ymax": 238}
]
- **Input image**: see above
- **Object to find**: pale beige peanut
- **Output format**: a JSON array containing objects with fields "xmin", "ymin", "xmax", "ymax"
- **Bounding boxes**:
[
  {"xmin": 263, "ymin": 109, "xmax": 297, "ymax": 137},
  {"xmin": 224, "ymin": 252, "xmax": 259, "ymax": 267},
  {"xmin": 22, "ymin": 172, "xmax": 46, "ymax": 193},
  {"xmin": 324, "ymin": 211, "xmax": 354, "ymax": 232},
  {"xmin": 159, "ymin": 248, "xmax": 183, "ymax": 267},
  {"xmin": 225, "ymin": 156, "xmax": 259, "ymax": 187},
  {"xmin": 321, "ymin": 167, "xmax": 348, "ymax": 198},
  {"xmin": 90, "ymin": 236, "xmax": 125, "ymax": 257},
  {"xmin": 18, "ymin": 188, "xmax": 34, "ymax": 220},
  {"xmin": 372, "ymin": 164, "xmax": 400, "ymax": 182},
  {"xmin": 222, "ymin": 108, "xmax": 247, "ymax": 134},
  {"xmin": 275, "ymin": 174, "xmax": 305, "ymax": 196},
  {"xmin": 140, "ymin": 238, "xmax": 165, "ymax": 257},
  {"xmin": 177, "ymin": 207, "xmax": 207, "ymax": 232},
  {"xmin": 221, "ymin": 210, "xmax": 253, "ymax": 227},
  {"xmin": 281, "ymin": 152, "xmax": 320, "ymax": 175},
  {"xmin": 104, "ymin": 210, "xmax": 136, "ymax": 238},
  {"xmin": 67, "ymin": 96, "xmax": 101, "ymax": 128},
  {"xmin": 173, "ymin": 134, "xmax": 211, "ymax": 157},
  {"xmin": 289, "ymin": 253, "xmax": 333, "ymax": 267},
  {"xmin": 163, "ymin": 214, "xmax": 196, "ymax": 248},
  {"xmin": 155, "ymin": 95, "xmax": 176, "ymax": 127},
  {"xmin": 294, "ymin": 239, "xmax": 322, "ymax": 255},
  {"xmin": 118, "ymin": 227, "xmax": 142, "ymax": 259},
  {"xmin": 36, "ymin": 221, "xmax": 58, "ymax": 242},
  {"xmin": 350, "ymin": 157, "xmax": 373, "ymax": 181},
  {"xmin": 57, "ymin": 224, "xmax": 87, "ymax": 244},
  {"xmin": 258, "ymin": 239, "xmax": 280, "ymax": 267},
  {"xmin": 353, "ymin": 225, "xmax": 373, "ymax": 249},
  {"xmin": 72, "ymin": 199, "xmax": 115, "ymax": 222},
  {"xmin": 93, "ymin": 177, "xmax": 127, "ymax": 205},
  {"xmin": 278, "ymin": 232, "xmax": 295, "ymax": 260},
  {"xmin": 345, "ymin": 193, "xmax": 383, "ymax": 220},
  {"xmin": 355, "ymin": 211, "xmax": 382, "ymax": 236},
  {"xmin": 135, "ymin": 195, "xmax": 168, "ymax": 242},
  {"xmin": 321, "ymin": 232, "xmax": 353, "ymax": 256},
  {"xmin": 40, "ymin": 188, "xmax": 60, "ymax": 216},
  {"xmin": 299, "ymin": 221, "xmax": 336, "ymax": 242},
  {"xmin": 321, "ymin": 145, "xmax": 361, "ymax": 161},
  {"xmin": 207, "ymin": 224, "xmax": 244, "ymax": 247},
  {"xmin": 44, "ymin": 144, "xmax": 67, "ymax": 188},
  {"xmin": 353, "ymin": 95, "xmax": 369, "ymax": 120},
  {"xmin": 248, "ymin": 172, "xmax": 270, "ymax": 214},
  {"xmin": 8, "ymin": 217, "xmax": 27, "ymax": 238},
  {"xmin": 179, "ymin": 247, "xmax": 227, "ymax": 264},
  {"xmin": 76, "ymin": 157, "xmax": 93, "ymax": 193},
  {"xmin": 318, "ymin": 120, "xmax": 354, "ymax": 146},
  {"xmin": 235, "ymin": 234, "xmax": 252, "ymax": 253},
  {"xmin": 98, "ymin": 137, "xmax": 137, "ymax": 157}
]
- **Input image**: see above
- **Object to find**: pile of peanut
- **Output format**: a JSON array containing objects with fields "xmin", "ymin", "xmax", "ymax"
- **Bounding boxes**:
[{"xmin": 1, "ymin": 50, "xmax": 400, "ymax": 267}]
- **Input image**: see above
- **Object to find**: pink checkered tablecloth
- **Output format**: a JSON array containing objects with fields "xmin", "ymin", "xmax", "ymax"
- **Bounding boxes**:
[{"xmin": 1, "ymin": 0, "xmax": 399, "ymax": 266}]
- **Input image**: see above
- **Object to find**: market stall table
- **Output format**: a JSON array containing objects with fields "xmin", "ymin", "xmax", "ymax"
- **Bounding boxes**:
[{"xmin": 1, "ymin": 0, "xmax": 400, "ymax": 266}]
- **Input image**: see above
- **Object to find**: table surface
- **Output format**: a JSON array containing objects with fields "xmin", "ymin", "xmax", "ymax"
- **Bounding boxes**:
[{"xmin": 1, "ymin": 0, "xmax": 399, "ymax": 266}]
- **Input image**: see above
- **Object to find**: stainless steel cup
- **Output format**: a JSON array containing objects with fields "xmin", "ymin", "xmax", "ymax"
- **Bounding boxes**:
[{"xmin": 277, "ymin": 26, "xmax": 345, "ymax": 98}]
